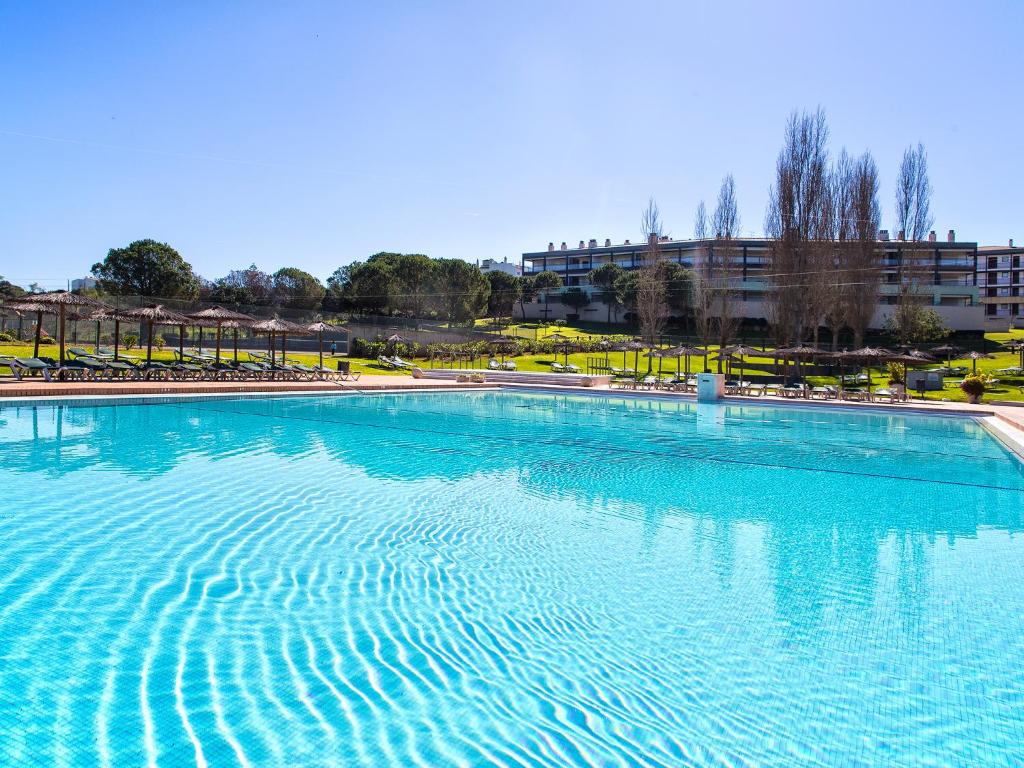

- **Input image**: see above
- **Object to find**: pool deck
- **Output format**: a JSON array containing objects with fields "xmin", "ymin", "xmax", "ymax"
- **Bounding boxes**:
[{"xmin": 0, "ymin": 374, "xmax": 495, "ymax": 399}]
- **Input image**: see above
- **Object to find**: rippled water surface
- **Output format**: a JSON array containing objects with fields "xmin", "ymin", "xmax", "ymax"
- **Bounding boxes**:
[{"xmin": 2, "ymin": 391, "xmax": 1023, "ymax": 766}]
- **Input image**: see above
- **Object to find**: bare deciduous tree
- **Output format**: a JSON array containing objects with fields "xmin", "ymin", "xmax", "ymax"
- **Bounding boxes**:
[
  {"xmin": 691, "ymin": 200, "xmax": 715, "ymax": 346},
  {"xmin": 764, "ymin": 108, "xmax": 832, "ymax": 346},
  {"xmin": 892, "ymin": 142, "xmax": 934, "ymax": 333},
  {"xmin": 894, "ymin": 143, "xmax": 933, "ymax": 242},
  {"xmin": 709, "ymin": 175, "xmax": 743, "ymax": 367},
  {"xmin": 842, "ymin": 152, "xmax": 882, "ymax": 348},
  {"xmin": 636, "ymin": 198, "xmax": 668, "ymax": 361}
]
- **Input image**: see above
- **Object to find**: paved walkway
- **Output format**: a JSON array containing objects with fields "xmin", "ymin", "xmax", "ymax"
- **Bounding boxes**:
[{"xmin": 0, "ymin": 374, "xmax": 490, "ymax": 399}]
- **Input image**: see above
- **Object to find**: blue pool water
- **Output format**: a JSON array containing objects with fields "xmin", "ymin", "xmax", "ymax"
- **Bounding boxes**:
[{"xmin": 1, "ymin": 391, "xmax": 1023, "ymax": 766}]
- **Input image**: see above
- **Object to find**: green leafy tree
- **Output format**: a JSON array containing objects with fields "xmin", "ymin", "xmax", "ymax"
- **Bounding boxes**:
[
  {"xmin": 0, "ymin": 276, "xmax": 26, "ymax": 300},
  {"xmin": 272, "ymin": 267, "xmax": 326, "ymax": 310},
  {"xmin": 559, "ymin": 287, "xmax": 590, "ymax": 315},
  {"xmin": 393, "ymin": 254, "xmax": 437, "ymax": 318},
  {"xmin": 614, "ymin": 270, "xmax": 641, "ymax": 321},
  {"xmin": 91, "ymin": 239, "xmax": 199, "ymax": 298},
  {"xmin": 328, "ymin": 260, "xmax": 394, "ymax": 314},
  {"xmin": 487, "ymin": 270, "xmax": 521, "ymax": 322},
  {"xmin": 664, "ymin": 262, "xmax": 694, "ymax": 317},
  {"xmin": 884, "ymin": 305, "xmax": 951, "ymax": 346},
  {"xmin": 531, "ymin": 270, "xmax": 563, "ymax": 323},
  {"xmin": 587, "ymin": 263, "xmax": 625, "ymax": 323},
  {"xmin": 209, "ymin": 264, "xmax": 274, "ymax": 305},
  {"xmin": 434, "ymin": 259, "xmax": 489, "ymax": 325}
]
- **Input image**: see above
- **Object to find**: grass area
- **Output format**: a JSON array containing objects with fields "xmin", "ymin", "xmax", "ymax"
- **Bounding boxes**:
[
  {"xmin": 0, "ymin": 342, "xmax": 409, "ymax": 377},
  {"xmin": 5, "ymin": 332, "xmax": 1023, "ymax": 401}
]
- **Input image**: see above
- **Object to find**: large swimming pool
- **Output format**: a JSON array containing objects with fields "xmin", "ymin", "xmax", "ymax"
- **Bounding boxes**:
[{"xmin": 1, "ymin": 391, "xmax": 1022, "ymax": 766}]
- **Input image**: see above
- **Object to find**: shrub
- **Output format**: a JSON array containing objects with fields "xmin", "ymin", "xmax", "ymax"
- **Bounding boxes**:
[
  {"xmin": 0, "ymin": 331, "xmax": 16, "ymax": 343},
  {"xmin": 122, "ymin": 333, "xmax": 139, "ymax": 350},
  {"xmin": 960, "ymin": 375, "xmax": 985, "ymax": 399}
]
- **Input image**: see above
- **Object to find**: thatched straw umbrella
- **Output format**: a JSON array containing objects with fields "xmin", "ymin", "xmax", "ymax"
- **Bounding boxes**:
[
  {"xmin": 929, "ymin": 343, "xmax": 962, "ymax": 370},
  {"xmin": 4, "ymin": 300, "xmax": 51, "ymax": 358},
  {"xmin": 663, "ymin": 345, "xmax": 707, "ymax": 377},
  {"xmin": 9, "ymin": 291, "xmax": 109, "ymax": 365},
  {"xmin": 252, "ymin": 317, "xmax": 309, "ymax": 364},
  {"xmin": 122, "ymin": 305, "xmax": 193, "ymax": 364},
  {"xmin": 190, "ymin": 306, "xmax": 256, "ymax": 364},
  {"xmin": 833, "ymin": 347, "xmax": 895, "ymax": 395},
  {"xmin": 307, "ymin": 321, "xmax": 348, "ymax": 368},
  {"xmin": 88, "ymin": 307, "xmax": 135, "ymax": 361},
  {"xmin": 963, "ymin": 350, "xmax": 992, "ymax": 375},
  {"xmin": 220, "ymin": 319, "xmax": 252, "ymax": 363},
  {"xmin": 489, "ymin": 336, "xmax": 519, "ymax": 364},
  {"xmin": 775, "ymin": 344, "xmax": 824, "ymax": 384},
  {"xmin": 611, "ymin": 339, "xmax": 647, "ymax": 373},
  {"xmin": 719, "ymin": 344, "xmax": 762, "ymax": 383}
]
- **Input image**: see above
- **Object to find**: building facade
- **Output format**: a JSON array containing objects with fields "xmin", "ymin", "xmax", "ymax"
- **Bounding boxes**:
[
  {"xmin": 479, "ymin": 257, "xmax": 522, "ymax": 277},
  {"xmin": 521, "ymin": 231, "xmax": 984, "ymax": 331},
  {"xmin": 976, "ymin": 241, "xmax": 1024, "ymax": 330}
]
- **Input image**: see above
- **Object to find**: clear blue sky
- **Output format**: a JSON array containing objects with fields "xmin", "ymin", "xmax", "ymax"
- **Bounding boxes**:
[{"xmin": 1, "ymin": 0, "xmax": 1020, "ymax": 290}]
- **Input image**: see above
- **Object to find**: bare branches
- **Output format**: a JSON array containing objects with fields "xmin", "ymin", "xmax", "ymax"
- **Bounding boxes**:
[
  {"xmin": 841, "ymin": 152, "xmax": 882, "ymax": 347},
  {"xmin": 894, "ymin": 143, "xmax": 933, "ymax": 242},
  {"xmin": 636, "ymin": 198, "xmax": 668, "ymax": 349},
  {"xmin": 764, "ymin": 108, "xmax": 833, "ymax": 345}
]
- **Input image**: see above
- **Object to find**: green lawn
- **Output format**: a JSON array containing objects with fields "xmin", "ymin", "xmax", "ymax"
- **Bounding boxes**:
[
  {"xmin": 0, "ymin": 342, "xmax": 409, "ymax": 377},
  {"xmin": 5, "ymin": 333, "xmax": 1023, "ymax": 402}
]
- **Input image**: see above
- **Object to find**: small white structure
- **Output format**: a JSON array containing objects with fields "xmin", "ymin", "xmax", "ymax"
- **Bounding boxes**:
[{"xmin": 697, "ymin": 373, "xmax": 725, "ymax": 402}]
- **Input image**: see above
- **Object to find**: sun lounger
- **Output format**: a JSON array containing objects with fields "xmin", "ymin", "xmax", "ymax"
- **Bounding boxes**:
[
  {"xmin": 500, "ymin": 360, "xmax": 517, "ymax": 371},
  {"xmin": 565, "ymin": 363, "xmax": 581, "ymax": 373},
  {"xmin": 550, "ymin": 362, "xmax": 565, "ymax": 372},
  {"xmin": 5, "ymin": 357, "xmax": 59, "ymax": 381}
]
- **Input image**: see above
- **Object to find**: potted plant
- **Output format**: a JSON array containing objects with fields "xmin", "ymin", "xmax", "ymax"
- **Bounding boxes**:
[{"xmin": 960, "ymin": 374, "xmax": 985, "ymax": 404}]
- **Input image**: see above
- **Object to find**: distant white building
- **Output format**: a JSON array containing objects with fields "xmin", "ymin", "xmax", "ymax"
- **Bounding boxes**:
[
  {"xmin": 71, "ymin": 276, "xmax": 98, "ymax": 291},
  {"xmin": 479, "ymin": 257, "xmax": 522, "ymax": 277}
]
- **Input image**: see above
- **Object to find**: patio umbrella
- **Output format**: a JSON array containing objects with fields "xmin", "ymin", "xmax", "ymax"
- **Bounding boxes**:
[
  {"xmin": 644, "ymin": 348, "xmax": 673, "ymax": 377},
  {"xmin": 190, "ymin": 306, "xmax": 256, "ymax": 364},
  {"xmin": 963, "ymin": 350, "xmax": 992, "ymax": 374},
  {"xmin": 308, "ymin": 321, "xmax": 348, "ymax": 368},
  {"xmin": 719, "ymin": 344, "xmax": 762, "ymax": 383},
  {"xmin": 88, "ymin": 307, "xmax": 134, "ymax": 361},
  {"xmin": 122, "ymin": 305, "xmax": 193, "ymax": 364},
  {"xmin": 384, "ymin": 333, "xmax": 407, "ymax": 351},
  {"xmin": 929, "ymin": 343, "xmax": 962, "ymax": 369},
  {"xmin": 663, "ymin": 345, "xmax": 707, "ymax": 376},
  {"xmin": 613, "ymin": 339, "xmax": 647, "ymax": 373},
  {"xmin": 10, "ymin": 291, "xmax": 109, "ymax": 365},
  {"xmin": 4, "ymin": 300, "xmax": 51, "ymax": 358},
  {"xmin": 489, "ymin": 336, "xmax": 519, "ymax": 364},
  {"xmin": 774, "ymin": 344, "xmax": 824, "ymax": 384},
  {"xmin": 252, "ymin": 317, "xmax": 308, "ymax": 365},
  {"xmin": 834, "ymin": 347, "xmax": 895, "ymax": 395}
]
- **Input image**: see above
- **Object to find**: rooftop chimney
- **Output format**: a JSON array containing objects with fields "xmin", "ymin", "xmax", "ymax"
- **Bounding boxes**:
[
  {"xmin": 898, "ymin": 230, "xmax": 906, "ymax": 241},
  {"xmin": 604, "ymin": 238, "xmax": 611, "ymax": 247},
  {"xmin": 624, "ymin": 239, "xmax": 631, "ymax": 245},
  {"xmin": 879, "ymin": 229, "xmax": 889, "ymax": 241},
  {"xmin": 1010, "ymin": 238, "xmax": 1015, "ymax": 248},
  {"xmin": 548, "ymin": 242, "xmax": 554, "ymax": 252},
  {"xmin": 928, "ymin": 230, "xmax": 936, "ymax": 243},
  {"xmin": 560, "ymin": 242, "xmax": 567, "ymax": 250},
  {"xmin": 578, "ymin": 240, "xmax": 585, "ymax": 249},
  {"xmin": 588, "ymin": 238, "xmax": 597, "ymax": 248},
  {"xmin": 947, "ymin": 229, "xmax": 955, "ymax": 243},
  {"xmin": 648, "ymin": 233, "xmax": 657, "ymax": 245}
]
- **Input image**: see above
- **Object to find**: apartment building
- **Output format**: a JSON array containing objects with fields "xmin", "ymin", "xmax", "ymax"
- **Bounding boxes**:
[
  {"xmin": 520, "ymin": 230, "xmax": 983, "ymax": 331},
  {"xmin": 976, "ymin": 240, "xmax": 1024, "ymax": 330}
]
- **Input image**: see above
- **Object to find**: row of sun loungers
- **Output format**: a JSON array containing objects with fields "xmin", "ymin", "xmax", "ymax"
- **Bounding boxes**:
[
  {"xmin": 610, "ymin": 374, "xmax": 910, "ymax": 403},
  {"xmin": 0, "ymin": 350, "xmax": 361, "ymax": 383},
  {"xmin": 377, "ymin": 355, "xmax": 414, "ymax": 370}
]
